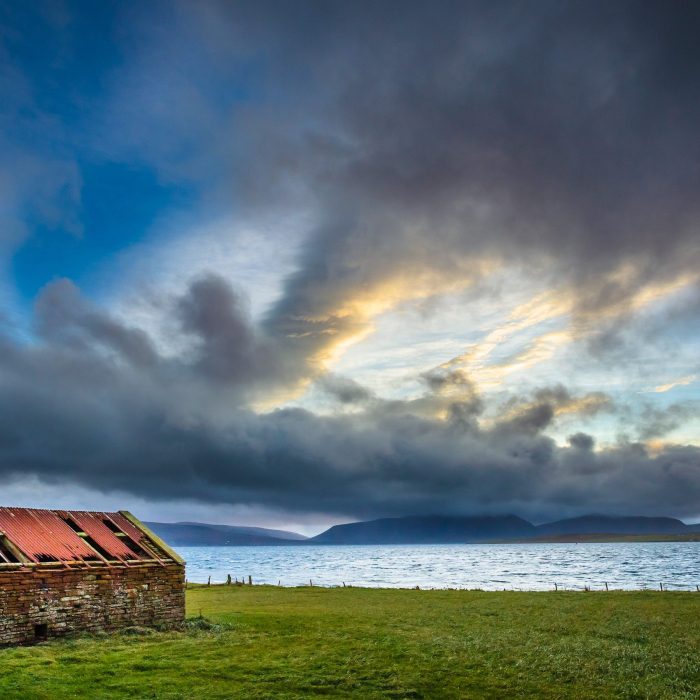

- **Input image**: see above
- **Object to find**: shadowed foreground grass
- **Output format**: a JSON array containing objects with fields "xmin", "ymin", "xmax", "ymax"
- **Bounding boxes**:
[{"xmin": 1, "ymin": 585, "xmax": 699, "ymax": 699}]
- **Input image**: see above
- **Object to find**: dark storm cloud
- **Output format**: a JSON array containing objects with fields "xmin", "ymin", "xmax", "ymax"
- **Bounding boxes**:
[{"xmin": 1, "ymin": 276, "xmax": 699, "ymax": 520}]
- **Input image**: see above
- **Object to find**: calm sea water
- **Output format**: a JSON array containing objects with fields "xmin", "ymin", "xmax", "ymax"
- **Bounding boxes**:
[{"xmin": 179, "ymin": 542, "xmax": 700, "ymax": 591}]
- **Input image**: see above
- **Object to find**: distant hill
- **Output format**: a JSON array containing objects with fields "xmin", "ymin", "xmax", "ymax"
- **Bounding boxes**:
[
  {"xmin": 147, "ymin": 514, "xmax": 700, "ymax": 547},
  {"xmin": 535, "ymin": 515, "xmax": 689, "ymax": 536},
  {"xmin": 171, "ymin": 522, "xmax": 308, "ymax": 541},
  {"xmin": 311, "ymin": 515, "xmax": 536, "ymax": 544},
  {"xmin": 145, "ymin": 521, "xmax": 307, "ymax": 546}
]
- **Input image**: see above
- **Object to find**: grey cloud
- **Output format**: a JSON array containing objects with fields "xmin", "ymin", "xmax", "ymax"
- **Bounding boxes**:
[
  {"xmin": 177, "ymin": 274, "xmax": 263, "ymax": 383},
  {"xmin": 498, "ymin": 403, "xmax": 556, "ymax": 436},
  {"xmin": 36, "ymin": 280, "xmax": 159, "ymax": 368},
  {"xmin": 421, "ymin": 369, "xmax": 479, "ymax": 398},
  {"xmin": 568, "ymin": 433, "xmax": 595, "ymax": 451},
  {"xmin": 495, "ymin": 385, "xmax": 612, "ymax": 436},
  {"xmin": 637, "ymin": 402, "xmax": 699, "ymax": 440},
  {"xmin": 318, "ymin": 374, "xmax": 375, "ymax": 405},
  {"xmin": 31, "ymin": 274, "xmax": 289, "ymax": 399}
]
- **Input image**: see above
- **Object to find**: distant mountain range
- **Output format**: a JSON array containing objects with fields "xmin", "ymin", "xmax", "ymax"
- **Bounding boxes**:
[
  {"xmin": 535, "ymin": 515, "xmax": 696, "ymax": 537},
  {"xmin": 144, "ymin": 521, "xmax": 307, "ymax": 546},
  {"xmin": 310, "ymin": 515, "xmax": 535, "ymax": 544},
  {"xmin": 147, "ymin": 514, "xmax": 700, "ymax": 547}
]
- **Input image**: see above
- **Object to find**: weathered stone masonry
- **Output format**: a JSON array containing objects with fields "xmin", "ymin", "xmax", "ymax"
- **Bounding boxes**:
[
  {"xmin": 0, "ymin": 563, "xmax": 185, "ymax": 645},
  {"xmin": 0, "ymin": 507, "xmax": 186, "ymax": 646}
]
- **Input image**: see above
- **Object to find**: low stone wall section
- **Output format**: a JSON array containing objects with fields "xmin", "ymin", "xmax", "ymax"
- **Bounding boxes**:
[{"xmin": 0, "ymin": 563, "xmax": 185, "ymax": 645}]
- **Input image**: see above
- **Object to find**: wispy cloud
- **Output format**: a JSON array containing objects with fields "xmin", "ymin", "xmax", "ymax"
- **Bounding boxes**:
[{"xmin": 650, "ymin": 375, "xmax": 698, "ymax": 394}]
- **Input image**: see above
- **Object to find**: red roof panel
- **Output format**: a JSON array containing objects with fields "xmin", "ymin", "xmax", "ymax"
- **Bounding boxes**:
[
  {"xmin": 58, "ymin": 511, "xmax": 139, "ymax": 562},
  {"xmin": 0, "ymin": 508, "xmax": 96, "ymax": 563},
  {"xmin": 0, "ymin": 507, "xmax": 172, "ymax": 566}
]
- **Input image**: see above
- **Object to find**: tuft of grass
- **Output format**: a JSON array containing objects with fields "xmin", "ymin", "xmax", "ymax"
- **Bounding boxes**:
[
  {"xmin": 183, "ymin": 615, "xmax": 233, "ymax": 633},
  {"xmin": 119, "ymin": 626, "xmax": 157, "ymax": 637},
  {"xmin": 0, "ymin": 586, "xmax": 698, "ymax": 699}
]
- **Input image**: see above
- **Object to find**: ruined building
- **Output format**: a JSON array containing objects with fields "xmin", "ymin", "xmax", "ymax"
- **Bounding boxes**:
[{"xmin": 0, "ymin": 507, "xmax": 185, "ymax": 645}]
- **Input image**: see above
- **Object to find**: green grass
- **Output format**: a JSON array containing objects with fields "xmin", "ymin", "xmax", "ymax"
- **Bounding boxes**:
[{"xmin": 1, "ymin": 586, "xmax": 699, "ymax": 699}]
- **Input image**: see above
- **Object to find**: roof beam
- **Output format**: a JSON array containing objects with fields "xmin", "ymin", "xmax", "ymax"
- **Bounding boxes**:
[
  {"xmin": 0, "ymin": 531, "xmax": 30, "ymax": 564},
  {"xmin": 119, "ymin": 511, "xmax": 185, "ymax": 565}
]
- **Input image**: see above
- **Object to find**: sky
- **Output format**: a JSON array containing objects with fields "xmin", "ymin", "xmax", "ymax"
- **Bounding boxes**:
[{"xmin": 1, "ymin": 0, "xmax": 699, "ymax": 535}]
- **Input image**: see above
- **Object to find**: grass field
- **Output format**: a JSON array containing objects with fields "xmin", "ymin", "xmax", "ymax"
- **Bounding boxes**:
[{"xmin": 1, "ymin": 585, "xmax": 699, "ymax": 699}]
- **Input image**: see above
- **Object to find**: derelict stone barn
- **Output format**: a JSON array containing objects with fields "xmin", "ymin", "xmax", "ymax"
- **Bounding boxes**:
[{"xmin": 0, "ymin": 507, "xmax": 185, "ymax": 645}]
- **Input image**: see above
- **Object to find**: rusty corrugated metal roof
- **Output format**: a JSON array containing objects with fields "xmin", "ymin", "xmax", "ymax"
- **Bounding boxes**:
[{"xmin": 0, "ymin": 507, "xmax": 179, "ymax": 567}]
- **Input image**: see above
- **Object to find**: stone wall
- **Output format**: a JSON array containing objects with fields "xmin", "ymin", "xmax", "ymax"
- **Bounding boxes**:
[{"xmin": 0, "ymin": 563, "xmax": 185, "ymax": 645}]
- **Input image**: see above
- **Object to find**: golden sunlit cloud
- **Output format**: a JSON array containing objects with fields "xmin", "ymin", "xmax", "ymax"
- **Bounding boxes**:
[
  {"xmin": 429, "ymin": 267, "xmax": 699, "ymax": 394},
  {"xmin": 307, "ymin": 259, "xmax": 499, "ymax": 372},
  {"xmin": 650, "ymin": 375, "xmax": 698, "ymax": 393}
]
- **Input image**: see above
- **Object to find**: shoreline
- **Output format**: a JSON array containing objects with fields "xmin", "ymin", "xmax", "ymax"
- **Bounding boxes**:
[{"xmin": 173, "ymin": 533, "xmax": 700, "ymax": 546}]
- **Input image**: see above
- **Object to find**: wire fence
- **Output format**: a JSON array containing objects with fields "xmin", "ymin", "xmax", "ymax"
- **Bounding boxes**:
[{"xmin": 186, "ymin": 576, "xmax": 700, "ymax": 592}]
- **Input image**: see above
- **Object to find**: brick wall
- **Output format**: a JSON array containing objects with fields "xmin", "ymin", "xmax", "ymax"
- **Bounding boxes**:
[{"xmin": 0, "ymin": 563, "xmax": 185, "ymax": 646}]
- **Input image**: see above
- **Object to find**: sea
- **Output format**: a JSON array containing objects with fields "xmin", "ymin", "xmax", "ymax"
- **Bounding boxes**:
[{"xmin": 179, "ymin": 542, "xmax": 700, "ymax": 591}]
